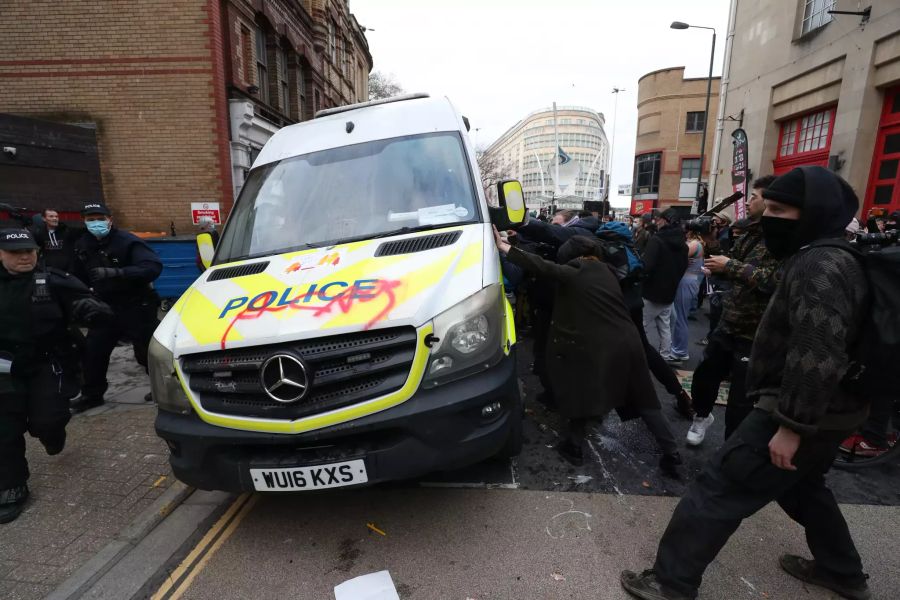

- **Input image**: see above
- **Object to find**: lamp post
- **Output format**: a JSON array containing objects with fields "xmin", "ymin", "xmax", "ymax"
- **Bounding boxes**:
[
  {"xmin": 608, "ymin": 87, "xmax": 624, "ymax": 202},
  {"xmin": 671, "ymin": 21, "xmax": 716, "ymax": 215}
]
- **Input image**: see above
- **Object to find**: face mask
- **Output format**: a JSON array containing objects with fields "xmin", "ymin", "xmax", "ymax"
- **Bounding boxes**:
[
  {"xmin": 760, "ymin": 216, "xmax": 800, "ymax": 259},
  {"xmin": 86, "ymin": 220, "xmax": 111, "ymax": 238}
]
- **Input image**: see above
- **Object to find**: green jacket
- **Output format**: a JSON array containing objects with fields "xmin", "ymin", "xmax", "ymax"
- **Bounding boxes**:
[{"xmin": 717, "ymin": 221, "xmax": 782, "ymax": 340}]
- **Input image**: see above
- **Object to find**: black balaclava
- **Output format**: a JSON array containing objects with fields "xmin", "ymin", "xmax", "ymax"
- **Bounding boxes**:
[
  {"xmin": 557, "ymin": 235, "xmax": 601, "ymax": 265},
  {"xmin": 761, "ymin": 166, "xmax": 858, "ymax": 258}
]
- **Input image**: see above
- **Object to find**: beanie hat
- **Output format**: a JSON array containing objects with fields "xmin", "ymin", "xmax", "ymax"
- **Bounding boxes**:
[
  {"xmin": 660, "ymin": 208, "xmax": 681, "ymax": 224},
  {"xmin": 557, "ymin": 235, "xmax": 601, "ymax": 265},
  {"xmin": 762, "ymin": 168, "xmax": 805, "ymax": 207}
]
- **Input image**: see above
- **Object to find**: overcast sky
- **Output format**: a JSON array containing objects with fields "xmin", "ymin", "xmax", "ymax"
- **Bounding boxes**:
[{"xmin": 351, "ymin": 0, "xmax": 730, "ymax": 207}]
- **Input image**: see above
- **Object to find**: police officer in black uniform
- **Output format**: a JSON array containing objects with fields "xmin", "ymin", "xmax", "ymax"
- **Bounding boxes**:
[
  {"xmin": 70, "ymin": 203, "xmax": 163, "ymax": 413},
  {"xmin": 0, "ymin": 228, "xmax": 112, "ymax": 523}
]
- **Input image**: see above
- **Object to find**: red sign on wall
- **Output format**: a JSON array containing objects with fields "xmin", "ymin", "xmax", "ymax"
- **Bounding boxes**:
[{"xmin": 191, "ymin": 202, "xmax": 221, "ymax": 225}]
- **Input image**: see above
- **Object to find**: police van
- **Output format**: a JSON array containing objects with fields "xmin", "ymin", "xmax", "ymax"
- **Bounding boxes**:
[{"xmin": 150, "ymin": 94, "xmax": 527, "ymax": 491}]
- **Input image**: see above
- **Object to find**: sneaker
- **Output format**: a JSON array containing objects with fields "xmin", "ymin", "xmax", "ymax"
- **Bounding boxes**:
[
  {"xmin": 620, "ymin": 569, "xmax": 692, "ymax": 600},
  {"xmin": 839, "ymin": 434, "xmax": 894, "ymax": 457},
  {"xmin": 779, "ymin": 554, "xmax": 870, "ymax": 600},
  {"xmin": 686, "ymin": 414, "xmax": 715, "ymax": 446},
  {"xmin": 673, "ymin": 389, "xmax": 695, "ymax": 420},
  {"xmin": 662, "ymin": 354, "xmax": 685, "ymax": 365},
  {"xmin": 70, "ymin": 395, "xmax": 103, "ymax": 414},
  {"xmin": 696, "ymin": 338, "xmax": 709, "ymax": 346}
]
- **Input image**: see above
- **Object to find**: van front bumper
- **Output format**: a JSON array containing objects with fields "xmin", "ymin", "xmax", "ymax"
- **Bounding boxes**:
[{"xmin": 155, "ymin": 349, "xmax": 519, "ymax": 491}]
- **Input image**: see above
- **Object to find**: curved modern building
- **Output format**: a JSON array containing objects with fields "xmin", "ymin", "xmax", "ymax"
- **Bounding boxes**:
[{"xmin": 483, "ymin": 106, "xmax": 610, "ymax": 210}]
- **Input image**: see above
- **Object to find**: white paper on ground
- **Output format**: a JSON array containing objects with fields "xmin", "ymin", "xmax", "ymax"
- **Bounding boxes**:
[{"xmin": 334, "ymin": 570, "xmax": 401, "ymax": 600}]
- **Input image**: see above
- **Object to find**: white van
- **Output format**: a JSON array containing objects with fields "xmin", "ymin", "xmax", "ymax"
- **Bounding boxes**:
[{"xmin": 150, "ymin": 94, "xmax": 527, "ymax": 491}]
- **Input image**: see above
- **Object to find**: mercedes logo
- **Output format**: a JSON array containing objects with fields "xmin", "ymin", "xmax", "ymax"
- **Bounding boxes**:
[{"xmin": 260, "ymin": 354, "xmax": 310, "ymax": 403}]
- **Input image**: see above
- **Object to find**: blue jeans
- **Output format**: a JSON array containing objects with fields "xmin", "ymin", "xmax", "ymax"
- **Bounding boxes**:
[{"xmin": 670, "ymin": 275, "xmax": 700, "ymax": 357}]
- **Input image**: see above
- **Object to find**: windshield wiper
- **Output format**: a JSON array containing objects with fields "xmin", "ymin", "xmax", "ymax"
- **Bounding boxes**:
[{"xmin": 328, "ymin": 223, "xmax": 468, "ymax": 246}]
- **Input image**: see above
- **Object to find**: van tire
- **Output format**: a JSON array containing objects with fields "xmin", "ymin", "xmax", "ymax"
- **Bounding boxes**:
[{"xmin": 498, "ymin": 395, "xmax": 524, "ymax": 458}]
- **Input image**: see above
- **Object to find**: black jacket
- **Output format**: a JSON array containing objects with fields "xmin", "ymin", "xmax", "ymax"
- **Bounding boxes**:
[
  {"xmin": 73, "ymin": 227, "xmax": 162, "ymax": 305},
  {"xmin": 0, "ymin": 266, "xmax": 111, "ymax": 380},
  {"xmin": 749, "ymin": 166, "xmax": 867, "ymax": 434},
  {"xmin": 516, "ymin": 217, "xmax": 597, "ymax": 249},
  {"xmin": 641, "ymin": 224, "xmax": 688, "ymax": 304}
]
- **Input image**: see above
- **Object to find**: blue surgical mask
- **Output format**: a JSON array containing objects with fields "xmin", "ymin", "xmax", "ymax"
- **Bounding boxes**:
[{"xmin": 86, "ymin": 220, "xmax": 111, "ymax": 238}]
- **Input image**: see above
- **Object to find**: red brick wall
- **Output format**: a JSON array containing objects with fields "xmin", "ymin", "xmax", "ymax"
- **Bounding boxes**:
[{"xmin": 0, "ymin": 0, "xmax": 230, "ymax": 232}]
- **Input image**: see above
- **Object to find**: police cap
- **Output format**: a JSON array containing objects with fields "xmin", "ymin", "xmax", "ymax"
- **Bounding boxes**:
[
  {"xmin": 81, "ymin": 202, "xmax": 111, "ymax": 216},
  {"xmin": 0, "ymin": 228, "xmax": 39, "ymax": 250}
]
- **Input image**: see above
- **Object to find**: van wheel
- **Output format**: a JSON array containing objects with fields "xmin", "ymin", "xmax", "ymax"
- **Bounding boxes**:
[{"xmin": 498, "ymin": 396, "xmax": 524, "ymax": 458}]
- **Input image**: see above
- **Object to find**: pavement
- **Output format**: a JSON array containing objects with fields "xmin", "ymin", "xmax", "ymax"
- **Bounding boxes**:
[
  {"xmin": 0, "ymin": 346, "xmax": 174, "ymax": 600},
  {"xmin": 1, "ymin": 316, "xmax": 898, "ymax": 600}
]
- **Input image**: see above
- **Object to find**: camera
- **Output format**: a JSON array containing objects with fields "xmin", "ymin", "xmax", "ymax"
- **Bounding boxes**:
[{"xmin": 684, "ymin": 216, "xmax": 716, "ymax": 235}]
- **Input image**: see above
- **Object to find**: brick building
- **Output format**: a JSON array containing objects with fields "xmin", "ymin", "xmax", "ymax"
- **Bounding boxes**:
[
  {"xmin": 632, "ymin": 67, "xmax": 720, "ymax": 216},
  {"xmin": 0, "ymin": 0, "xmax": 372, "ymax": 232}
]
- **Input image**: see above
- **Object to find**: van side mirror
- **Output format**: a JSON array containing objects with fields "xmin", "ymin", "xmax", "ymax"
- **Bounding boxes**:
[
  {"xmin": 488, "ymin": 179, "xmax": 527, "ymax": 230},
  {"xmin": 197, "ymin": 233, "xmax": 214, "ymax": 271}
]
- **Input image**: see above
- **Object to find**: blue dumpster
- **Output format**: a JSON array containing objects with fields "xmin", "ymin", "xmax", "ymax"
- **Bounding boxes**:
[{"xmin": 146, "ymin": 236, "xmax": 202, "ymax": 309}]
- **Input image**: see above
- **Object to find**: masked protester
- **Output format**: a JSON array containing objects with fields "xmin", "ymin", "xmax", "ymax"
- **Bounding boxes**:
[
  {"xmin": 70, "ymin": 203, "xmax": 163, "ymax": 413},
  {"xmin": 0, "ymin": 229, "xmax": 112, "ymax": 523},
  {"xmin": 622, "ymin": 166, "xmax": 871, "ymax": 600},
  {"xmin": 494, "ymin": 229, "xmax": 682, "ymax": 473}
]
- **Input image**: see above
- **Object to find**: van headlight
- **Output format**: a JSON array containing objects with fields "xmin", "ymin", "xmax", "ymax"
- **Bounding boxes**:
[
  {"xmin": 149, "ymin": 337, "xmax": 192, "ymax": 414},
  {"xmin": 422, "ymin": 284, "xmax": 505, "ymax": 388}
]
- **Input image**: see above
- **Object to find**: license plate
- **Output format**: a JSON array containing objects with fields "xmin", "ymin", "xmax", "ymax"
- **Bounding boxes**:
[{"xmin": 250, "ymin": 459, "xmax": 368, "ymax": 491}]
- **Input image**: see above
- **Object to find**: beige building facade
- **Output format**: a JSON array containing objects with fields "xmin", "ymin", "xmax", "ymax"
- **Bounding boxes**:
[
  {"xmin": 483, "ymin": 106, "xmax": 610, "ymax": 211},
  {"xmin": 632, "ymin": 67, "xmax": 720, "ymax": 215},
  {"xmin": 709, "ymin": 0, "xmax": 900, "ymax": 219}
]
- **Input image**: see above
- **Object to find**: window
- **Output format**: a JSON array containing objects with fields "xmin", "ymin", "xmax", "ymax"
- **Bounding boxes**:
[
  {"xmin": 801, "ymin": 0, "xmax": 834, "ymax": 36},
  {"xmin": 255, "ymin": 25, "xmax": 269, "ymax": 104},
  {"xmin": 328, "ymin": 20, "xmax": 337, "ymax": 64},
  {"xmin": 276, "ymin": 46, "xmax": 288, "ymax": 113},
  {"xmin": 341, "ymin": 38, "xmax": 348, "ymax": 77},
  {"xmin": 778, "ymin": 108, "xmax": 834, "ymax": 157},
  {"xmin": 239, "ymin": 26, "xmax": 252, "ymax": 86},
  {"xmin": 296, "ymin": 60, "xmax": 306, "ymax": 121},
  {"xmin": 633, "ymin": 152, "xmax": 662, "ymax": 194},
  {"xmin": 686, "ymin": 111, "xmax": 705, "ymax": 132},
  {"xmin": 681, "ymin": 158, "xmax": 701, "ymax": 181}
]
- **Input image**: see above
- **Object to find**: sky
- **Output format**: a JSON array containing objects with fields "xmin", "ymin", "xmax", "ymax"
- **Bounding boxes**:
[{"xmin": 351, "ymin": 0, "xmax": 730, "ymax": 207}]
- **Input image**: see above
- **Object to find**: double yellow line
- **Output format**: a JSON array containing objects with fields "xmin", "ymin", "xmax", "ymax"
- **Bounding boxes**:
[{"xmin": 151, "ymin": 493, "xmax": 259, "ymax": 600}]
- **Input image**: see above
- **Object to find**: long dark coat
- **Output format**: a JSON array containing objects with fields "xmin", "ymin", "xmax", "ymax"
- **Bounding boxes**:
[{"xmin": 506, "ymin": 246, "xmax": 660, "ymax": 419}]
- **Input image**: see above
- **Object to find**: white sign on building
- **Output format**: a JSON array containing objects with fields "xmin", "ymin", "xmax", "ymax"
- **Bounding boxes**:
[{"xmin": 618, "ymin": 184, "xmax": 632, "ymax": 195}]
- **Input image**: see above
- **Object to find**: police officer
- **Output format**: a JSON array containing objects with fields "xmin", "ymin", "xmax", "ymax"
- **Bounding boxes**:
[
  {"xmin": 70, "ymin": 203, "xmax": 162, "ymax": 413},
  {"xmin": 0, "ymin": 228, "xmax": 112, "ymax": 523}
]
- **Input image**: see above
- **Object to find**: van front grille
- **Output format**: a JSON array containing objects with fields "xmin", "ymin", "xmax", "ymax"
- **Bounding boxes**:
[{"xmin": 180, "ymin": 327, "xmax": 418, "ymax": 420}]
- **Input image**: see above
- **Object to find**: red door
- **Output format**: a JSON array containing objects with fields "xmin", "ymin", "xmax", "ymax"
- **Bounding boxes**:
[{"xmin": 863, "ymin": 86, "xmax": 900, "ymax": 216}]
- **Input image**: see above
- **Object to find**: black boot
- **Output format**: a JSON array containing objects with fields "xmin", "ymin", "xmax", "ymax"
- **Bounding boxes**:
[
  {"xmin": 0, "ymin": 485, "xmax": 30, "ymax": 525},
  {"xmin": 70, "ymin": 395, "xmax": 104, "ymax": 414},
  {"xmin": 41, "ymin": 431, "xmax": 67, "ymax": 456},
  {"xmin": 779, "ymin": 555, "xmax": 870, "ymax": 600}
]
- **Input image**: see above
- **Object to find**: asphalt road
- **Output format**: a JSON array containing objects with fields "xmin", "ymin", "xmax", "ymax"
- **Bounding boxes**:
[{"xmin": 144, "ymin": 316, "xmax": 900, "ymax": 600}]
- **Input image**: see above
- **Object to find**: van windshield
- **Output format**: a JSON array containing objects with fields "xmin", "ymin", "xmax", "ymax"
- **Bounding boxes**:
[{"xmin": 215, "ymin": 132, "xmax": 480, "ymax": 263}]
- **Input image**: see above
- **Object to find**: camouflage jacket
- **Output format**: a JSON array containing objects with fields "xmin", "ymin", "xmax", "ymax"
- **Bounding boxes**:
[{"xmin": 718, "ymin": 221, "xmax": 782, "ymax": 340}]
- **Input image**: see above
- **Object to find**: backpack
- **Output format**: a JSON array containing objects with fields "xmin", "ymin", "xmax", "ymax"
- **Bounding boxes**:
[
  {"xmin": 595, "ymin": 223, "xmax": 644, "ymax": 284},
  {"xmin": 811, "ymin": 239, "xmax": 900, "ymax": 396}
]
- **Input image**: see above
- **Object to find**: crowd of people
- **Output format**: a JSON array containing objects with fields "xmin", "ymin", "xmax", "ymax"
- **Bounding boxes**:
[
  {"xmin": 0, "ymin": 203, "xmax": 162, "ymax": 524},
  {"xmin": 499, "ymin": 166, "xmax": 891, "ymax": 600}
]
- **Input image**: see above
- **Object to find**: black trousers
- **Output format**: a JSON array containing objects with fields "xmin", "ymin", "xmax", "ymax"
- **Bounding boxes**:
[
  {"xmin": 82, "ymin": 297, "xmax": 159, "ymax": 400},
  {"xmin": 690, "ymin": 329, "xmax": 753, "ymax": 438},
  {"xmin": 630, "ymin": 306, "xmax": 682, "ymax": 396},
  {"xmin": 0, "ymin": 362, "xmax": 71, "ymax": 490},
  {"xmin": 653, "ymin": 409, "xmax": 866, "ymax": 598}
]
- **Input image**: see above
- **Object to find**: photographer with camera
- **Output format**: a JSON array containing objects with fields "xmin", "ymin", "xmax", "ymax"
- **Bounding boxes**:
[{"xmin": 684, "ymin": 175, "xmax": 783, "ymax": 446}]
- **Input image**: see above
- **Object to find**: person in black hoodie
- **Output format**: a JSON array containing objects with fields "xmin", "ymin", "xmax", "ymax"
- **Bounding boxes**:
[
  {"xmin": 622, "ymin": 167, "xmax": 871, "ymax": 600},
  {"xmin": 30, "ymin": 208, "xmax": 78, "ymax": 272},
  {"xmin": 641, "ymin": 208, "xmax": 689, "ymax": 356}
]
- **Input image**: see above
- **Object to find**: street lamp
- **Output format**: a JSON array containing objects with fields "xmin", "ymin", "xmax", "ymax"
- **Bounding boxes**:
[{"xmin": 671, "ymin": 21, "xmax": 716, "ymax": 214}]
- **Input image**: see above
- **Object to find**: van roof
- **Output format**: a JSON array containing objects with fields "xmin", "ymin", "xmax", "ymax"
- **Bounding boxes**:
[{"xmin": 253, "ymin": 94, "xmax": 467, "ymax": 169}]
